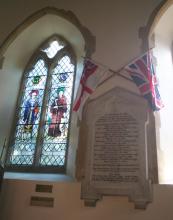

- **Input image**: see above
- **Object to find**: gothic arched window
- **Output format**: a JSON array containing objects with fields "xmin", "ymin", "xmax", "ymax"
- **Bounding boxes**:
[{"xmin": 6, "ymin": 36, "xmax": 76, "ymax": 173}]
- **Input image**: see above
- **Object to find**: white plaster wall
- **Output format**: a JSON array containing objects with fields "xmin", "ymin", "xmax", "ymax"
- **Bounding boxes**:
[
  {"xmin": 1, "ymin": 1, "xmax": 172, "ymax": 220},
  {"xmin": 0, "ymin": 0, "xmax": 162, "ymax": 157},
  {"xmin": 151, "ymin": 4, "xmax": 173, "ymax": 184},
  {"xmin": 0, "ymin": 179, "xmax": 173, "ymax": 220},
  {"xmin": 153, "ymin": 35, "xmax": 173, "ymax": 184},
  {"xmin": 0, "ymin": 0, "xmax": 162, "ymax": 70}
]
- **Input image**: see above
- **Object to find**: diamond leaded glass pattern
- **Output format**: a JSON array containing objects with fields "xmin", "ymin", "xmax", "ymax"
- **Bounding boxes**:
[
  {"xmin": 10, "ymin": 59, "xmax": 48, "ymax": 165},
  {"xmin": 8, "ymin": 38, "xmax": 75, "ymax": 171},
  {"xmin": 40, "ymin": 56, "xmax": 75, "ymax": 166}
]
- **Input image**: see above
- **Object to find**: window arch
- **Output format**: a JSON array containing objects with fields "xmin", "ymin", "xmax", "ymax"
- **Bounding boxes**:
[
  {"xmin": 147, "ymin": 0, "xmax": 173, "ymax": 184},
  {"xmin": 6, "ymin": 36, "xmax": 76, "ymax": 172},
  {"xmin": 0, "ymin": 7, "xmax": 95, "ymax": 177}
]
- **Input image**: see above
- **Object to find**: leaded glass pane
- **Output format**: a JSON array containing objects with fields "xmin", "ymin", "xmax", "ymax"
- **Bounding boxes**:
[
  {"xmin": 42, "ymin": 40, "xmax": 64, "ymax": 58},
  {"xmin": 40, "ymin": 56, "xmax": 75, "ymax": 166},
  {"xmin": 10, "ymin": 143, "xmax": 36, "ymax": 165},
  {"xmin": 8, "ymin": 37, "xmax": 76, "ymax": 172},
  {"xmin": 9, "ymin": 59, "xmax": 48, "ymax": 165}
]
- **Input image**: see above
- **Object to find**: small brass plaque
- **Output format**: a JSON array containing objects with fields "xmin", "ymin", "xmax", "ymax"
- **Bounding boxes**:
[
  {"xmin": 30, "ymin": 196, "xmax": 54, "ymax": 207},
  {"xmin": 35, "ymin": 184, "xmax": 53, "ymax": 193}
]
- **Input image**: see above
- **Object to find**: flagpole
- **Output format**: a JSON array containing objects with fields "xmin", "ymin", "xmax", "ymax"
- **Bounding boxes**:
[
  {"xmin": 82, "ymin": 47, "xmax": 154, "ymax": 87},
  {"xmin": 82, "ymin": 56, "xmax": 133, "ymax": 85},
  {"xmin": 120, "ymin": 47, "xmax": 154, "ymax": 67},
  {"xmin": 83, "ymin": 47, "xmax": 154, "ymax": 71},
  {"xmin": 98, "ymin": 68, "xmax": 133, "ymax": 87}
]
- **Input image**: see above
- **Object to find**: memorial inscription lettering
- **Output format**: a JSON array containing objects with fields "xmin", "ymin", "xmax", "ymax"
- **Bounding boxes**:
[
  {"xmin": 80, "ymin": 87, "xmax": 157, "ymax": 209},
  {"xmin": 92, "ymin": 113, "xmax": 139, "ymax": 183}
]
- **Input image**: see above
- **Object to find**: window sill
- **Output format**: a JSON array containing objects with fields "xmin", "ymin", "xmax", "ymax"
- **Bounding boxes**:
[{"xmin": 4, "ymin": 172, "xmax": 74, "ymax": 182}]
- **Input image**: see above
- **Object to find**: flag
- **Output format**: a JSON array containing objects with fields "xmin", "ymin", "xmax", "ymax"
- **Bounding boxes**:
[
  {"xmin": 125, "ymin": 51, "xmax": 163, "ymax": 111},
  {"xmin": 73, "ymin": 59, "xmax": 106, "ymax": 118}
]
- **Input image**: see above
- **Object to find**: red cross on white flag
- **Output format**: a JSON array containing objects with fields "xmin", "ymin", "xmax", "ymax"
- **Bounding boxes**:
[{"xmin": 73, "ymin": 59, "xmax": 107, "ymax": 119}]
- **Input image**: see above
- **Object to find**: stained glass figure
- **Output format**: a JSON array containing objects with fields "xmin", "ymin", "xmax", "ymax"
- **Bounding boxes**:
[
  {"xmin": 23, "ymin": 89, "xmax": 39, "ymax": 134},
  {"xmin": 48, "ymin": 87, "xmax": 67, "ymax": 137},
  {"xmin": 9, "ymin": 59, "xmax": 47, "ymax": 166},
  {"xmin": 8, "ymin": 37, "xmax": 76, "ymax": 171},
  {"xmin": 40, "ymin": 55, "xmax": 74, "ymax": 167}
]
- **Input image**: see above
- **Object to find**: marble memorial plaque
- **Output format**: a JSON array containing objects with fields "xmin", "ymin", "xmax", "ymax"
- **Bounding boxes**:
[{"xmin": 79, "ymin": 87, "xmax": 157, "ymax": 209}]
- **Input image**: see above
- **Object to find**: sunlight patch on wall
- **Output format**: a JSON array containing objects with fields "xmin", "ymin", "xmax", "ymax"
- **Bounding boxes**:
[{"xmin": 154, "ymin": 38, "xmax": 173, "ymax": 184}]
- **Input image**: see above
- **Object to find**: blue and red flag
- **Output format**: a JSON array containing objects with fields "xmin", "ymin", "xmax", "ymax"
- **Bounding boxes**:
[{"xmin": 125, "ymin": 51, "xmax": 164, "ymax": 111}]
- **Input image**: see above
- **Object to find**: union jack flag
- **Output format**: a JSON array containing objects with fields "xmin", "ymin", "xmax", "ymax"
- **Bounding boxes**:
[
  {"xmin": 73, "ymin": 59, "xmax": 106, "ymax": 118},
  {"xmin": 125, "ymin": 52, "xmax": 164, "ymax": 111}
]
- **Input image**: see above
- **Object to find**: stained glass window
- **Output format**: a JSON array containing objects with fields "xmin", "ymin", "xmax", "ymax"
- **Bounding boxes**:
[{"xmin": 7, "ymin": 37, "xmax": 75, "ymax": 172}]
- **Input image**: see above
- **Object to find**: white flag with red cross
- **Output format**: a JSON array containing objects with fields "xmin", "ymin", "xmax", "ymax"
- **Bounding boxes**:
[{"xmin": 73, "ymin": 59, "xmax": 107, "ymax": 119}]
